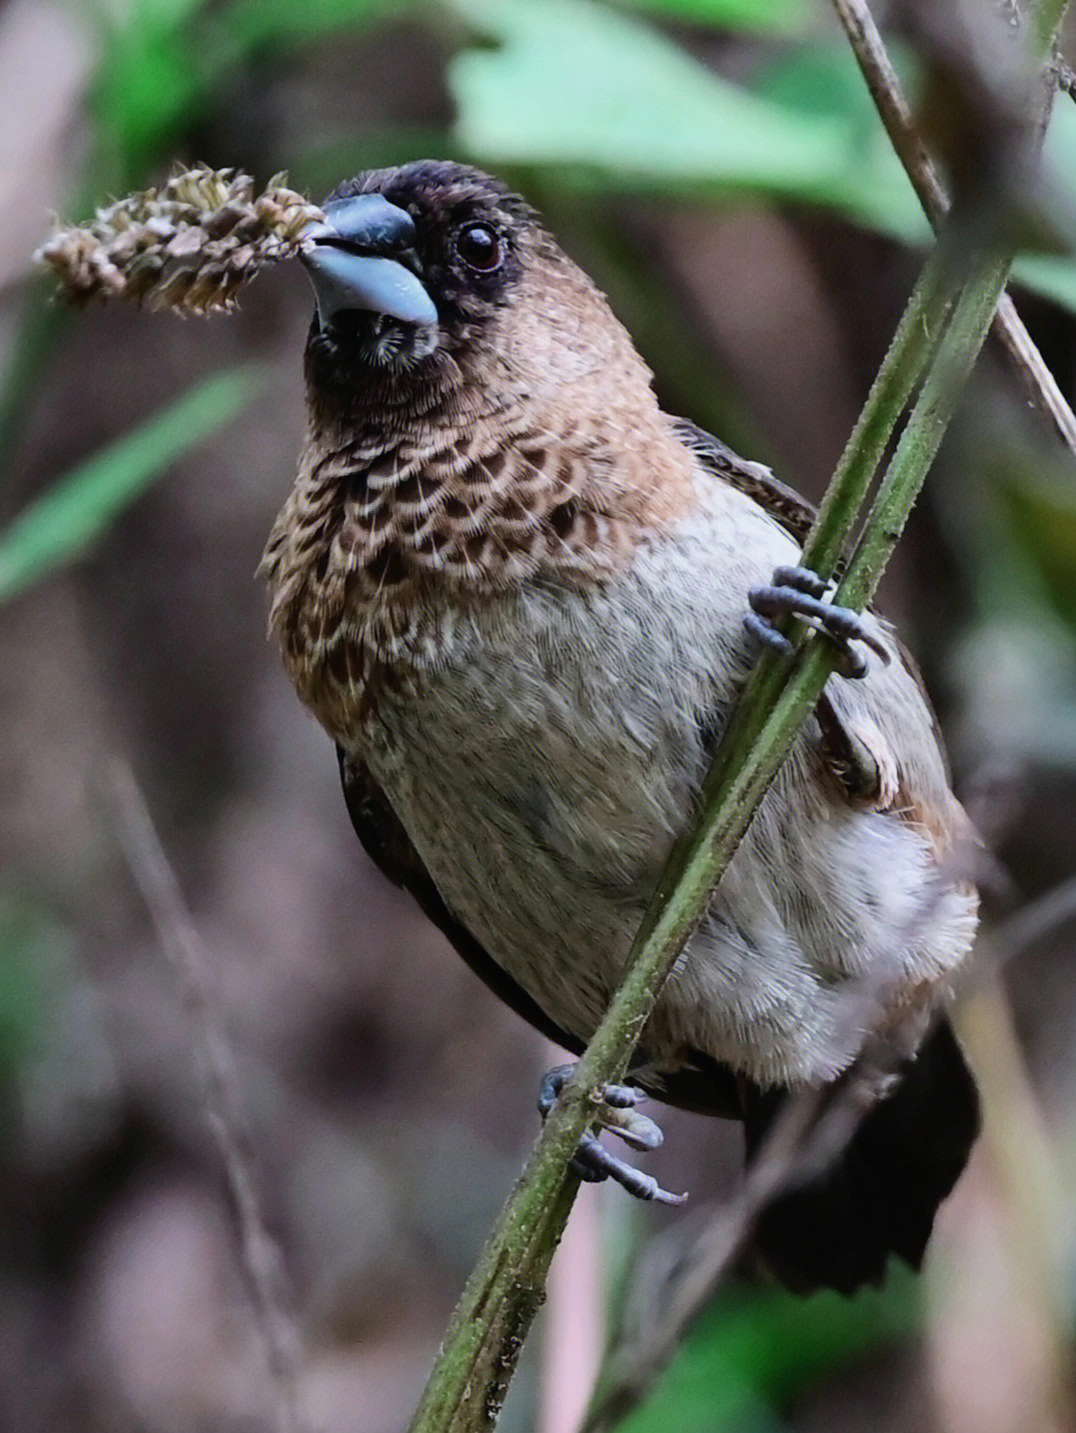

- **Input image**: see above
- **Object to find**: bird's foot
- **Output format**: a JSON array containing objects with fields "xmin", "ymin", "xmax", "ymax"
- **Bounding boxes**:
[
  {"xmin": 745, "ymin": 565, "xmax": 890, "ymax": 679},
  {"xmin": 538, "ymin": 1064, "xmax": 687, "ymax": 1205}
]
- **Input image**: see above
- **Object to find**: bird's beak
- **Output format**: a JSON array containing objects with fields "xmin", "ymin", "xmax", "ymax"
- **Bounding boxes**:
[{"xmin": 301, "ymin": 194, "xmax": 438, "ymax": 329}]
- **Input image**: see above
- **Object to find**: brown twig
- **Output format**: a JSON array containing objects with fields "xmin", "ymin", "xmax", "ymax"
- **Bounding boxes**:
[
  {"xmin": 831, "ymin": 0, "xmax": 1076, "ymax": 456},
  {"xmin": 105, "ymin": 761, "xmax": 303, "ymax": 1433}
]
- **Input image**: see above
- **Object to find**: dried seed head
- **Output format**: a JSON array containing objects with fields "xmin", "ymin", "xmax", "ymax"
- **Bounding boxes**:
[{"xmin": 34, "ymin": 163, "xmax": 326, "ymax": 315}]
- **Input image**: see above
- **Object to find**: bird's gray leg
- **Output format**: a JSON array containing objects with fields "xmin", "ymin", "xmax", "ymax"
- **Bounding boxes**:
[
  {"xmin": 746, "ymin": 565, "xmax": 891, "ymax": 679},
  {"xmin": 538, "ymin": 1064, "xmax": 687, "ymax": 1205}
]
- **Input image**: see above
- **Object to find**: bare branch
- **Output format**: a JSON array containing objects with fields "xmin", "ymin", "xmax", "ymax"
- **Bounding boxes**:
[
  {"xmin": 105, "ymin": 760, "xmax": 303, "ymax": 1433},
  {"xmin": 831, "ymin": 0, "xmax": 1076, "ymax": 456}
]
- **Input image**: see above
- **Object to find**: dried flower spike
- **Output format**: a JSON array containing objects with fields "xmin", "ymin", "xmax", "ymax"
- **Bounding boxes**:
[{"xmin": 34, "ymin": 164, "xmax": 327, "ymax": 315}]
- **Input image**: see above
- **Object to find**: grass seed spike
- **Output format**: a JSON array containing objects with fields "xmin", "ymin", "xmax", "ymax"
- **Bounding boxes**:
[{"xmin": 35, "ymin": 164, "xmax": 326, "ymax": 315}]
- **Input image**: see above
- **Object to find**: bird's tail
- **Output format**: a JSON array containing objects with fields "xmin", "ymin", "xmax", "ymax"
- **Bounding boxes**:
[{"xmin": 741, "ymin": 1018, "xmax": 980, "ymax": 1296}]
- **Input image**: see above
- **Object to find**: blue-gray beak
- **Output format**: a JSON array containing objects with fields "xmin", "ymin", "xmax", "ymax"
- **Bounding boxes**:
[{"xmin": 302, "ymin": 194, "xmax": 438, "ymax": 329}]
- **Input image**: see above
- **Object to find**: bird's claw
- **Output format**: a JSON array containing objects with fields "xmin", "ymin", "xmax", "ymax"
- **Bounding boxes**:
[
  {"xmin": 538, "ymin": 1064, "xmax": 687, "ymax": 1206},
  {"xmin": 746, "ymin": 565, "xmax": 890, "ymax": 679}
]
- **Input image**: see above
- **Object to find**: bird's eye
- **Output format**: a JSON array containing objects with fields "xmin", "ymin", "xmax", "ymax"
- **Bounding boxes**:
[{"xmin": 456, "ymin": 223, "xmax": 504, "ymax": 273}]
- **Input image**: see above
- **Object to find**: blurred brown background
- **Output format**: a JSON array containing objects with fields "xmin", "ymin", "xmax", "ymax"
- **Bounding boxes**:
[{"xmin": 3, "ymin": 2, "xmax": 1076, "ymax": 1431}]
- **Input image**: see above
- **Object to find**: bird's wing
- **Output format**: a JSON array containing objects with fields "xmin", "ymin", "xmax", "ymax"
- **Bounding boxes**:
[
  {"xmin": 671, "ymin": 418, "xmax": 817, "ymax": 544},
  {"xmin": 337, "ymin": 745, "xmax": 742, "ymax": 1117},
  {"xmin": 673, "ymin": 416, "xmax": 959, "ymax": 810},
  {"xmin": 337, "ymin": 745, "xmax": 587, "ymax": 1054}
]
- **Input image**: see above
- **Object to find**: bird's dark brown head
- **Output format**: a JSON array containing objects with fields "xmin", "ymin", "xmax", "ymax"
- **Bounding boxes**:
[{"xmin": 300, "ymin": 160, "xmax": 641, "ymax": 429}]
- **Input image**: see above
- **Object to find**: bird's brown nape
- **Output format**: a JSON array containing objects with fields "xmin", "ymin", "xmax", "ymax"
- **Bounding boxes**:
[{"xmin": 261, "ymin": 159, "xmax": 698, "ymax": 737}]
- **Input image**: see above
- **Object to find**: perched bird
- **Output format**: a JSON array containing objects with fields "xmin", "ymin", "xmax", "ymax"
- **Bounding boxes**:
[{"xmin": 261, "ymin": 160, "xmax": 980, "ymax": 1295}]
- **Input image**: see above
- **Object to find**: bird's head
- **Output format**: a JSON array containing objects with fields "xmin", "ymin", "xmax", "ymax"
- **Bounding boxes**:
[{"xmin": 300, "ymin": 160, "xmax": 647, "ymax": 426}]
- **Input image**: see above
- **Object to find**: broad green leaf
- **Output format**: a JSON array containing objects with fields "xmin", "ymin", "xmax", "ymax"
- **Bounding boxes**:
[
  {"xmin": 0, "ymin": 368, "xmax": 261, "ymax": 604},
  {"xmin": 450, "ymin": 4, "xmax": 1076, "ymax": 315},
  {"xmin": 757, "ymin": 41, "xmax": 1076, "ymax": 305},
  {"xmin": 448, "ymin": 3, "xmax": 923, "ymax": 235},
  {"xmin": 448, "ymin": 0, "xmax": 855, "ymax": 197}
]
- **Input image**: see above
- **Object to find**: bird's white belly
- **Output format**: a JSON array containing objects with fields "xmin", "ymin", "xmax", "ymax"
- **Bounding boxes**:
[{"xmin": 360, "ymin": 492, "xmax": 977, "ymax": 1087}]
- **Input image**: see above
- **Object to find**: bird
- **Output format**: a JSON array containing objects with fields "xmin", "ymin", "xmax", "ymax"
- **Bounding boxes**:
[{"xmin": 260, "ymin": 159, "xmax": 981, "ymax": 1296}]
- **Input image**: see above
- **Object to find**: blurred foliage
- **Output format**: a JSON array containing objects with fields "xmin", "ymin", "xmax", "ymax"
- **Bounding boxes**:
[
  {"xmin": 0, "ymin": 896, "xmax": 69, "ymax": 1083},
  {"xmin": 623, "ymin": 0, "xmax": 812, "ymax": 32},
  {"xmin": 448, "ymin": 0, "xmax": 862, "ymax": 198},
  {"xmin": 998, "ymin": 435, "xmax": 1076, "ymax": 632},
  {"xmin": 87, "ymin": 0, "xmax": 228, "ymax": 187},
  {"xmin": 447, "ymin": 0, "xmax": 1076, "ymax": 310},
  {"xmin": 0, "ymin": 367, "xmax": 260, "ymax": 604},
  {"xmin": 84, "ymin": 0, "xmax": 397, "ymax": 184},
  {"xmin": 610, "ymin": 1272, "xmax": 917, "ymax": 1433}
]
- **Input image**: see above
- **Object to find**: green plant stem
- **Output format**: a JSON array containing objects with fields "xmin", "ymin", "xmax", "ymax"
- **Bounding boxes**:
[
  {"xmin": 407, "ymin": 11, "xmax": 1068, "ymax": 1431},
  {"xmin": 805, "ymin": 243, "xmax": 950, "ymax": 580},
  {"xmin": 840, "ymin": 253, "xmax": 1013, "ymax": 608}
]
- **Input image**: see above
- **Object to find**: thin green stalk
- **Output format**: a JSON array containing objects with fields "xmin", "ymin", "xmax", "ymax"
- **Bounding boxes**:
[
  {"xmin": 407, "ymin": 7, "xmax": 1069, "ymax": 1429},
  {"xmin": 840, "ymin": 253, "xmax": 1013, "ymax": 608}
]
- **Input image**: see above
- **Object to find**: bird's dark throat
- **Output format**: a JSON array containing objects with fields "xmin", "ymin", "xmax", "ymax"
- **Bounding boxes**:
[{"xmin": 303, "ymin": 314, "xmax": 463, "ymax": 440}]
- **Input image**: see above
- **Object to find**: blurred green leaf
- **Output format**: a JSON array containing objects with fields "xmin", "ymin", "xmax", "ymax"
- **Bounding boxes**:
[
  {"xmin": 0, "ymin": 895, "xmax": 71, "ymax": 1082},
  {"xmin": 620, "ymin": 0, "xmax": 812, "ymax": 34},
  {"xmin": 448, "ymin": 0, "xmax": 857, "ymax": 196},
  {"xmin": 1011, "ymin": 252, "xmax": 1076, "ymax": 311},
  {"xmin": 1011, "ymin": 101, "xmax": 1076, "ymax": 310},
  {"xmin": 610, "ymin": 1274, "xmax": 917, "ymax": 1433},
  {"xmin": 449, "ymin": 3, "xmax": 1076, "ymax": 315},
  {"xmin": 758, "ymin": 42, "xmax": 1076, "ymax": 304},
  {"xmin": 998, "ymin": 446, "xmax": 1076, "ymax": 629},
  {"xmin": 751, "ymin": 42, "xmax": 926, "ymax": 239},
  {"xmin": 89, "ymin": 0, "xmax": 226, "ymax": 182},
  {"xmin": 0, "ymin": 367, "xmax": 261, "ymax": 604},
  {"xmin": 88, "ymin": 0, "xmax": 401, "ymax": 183}
]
